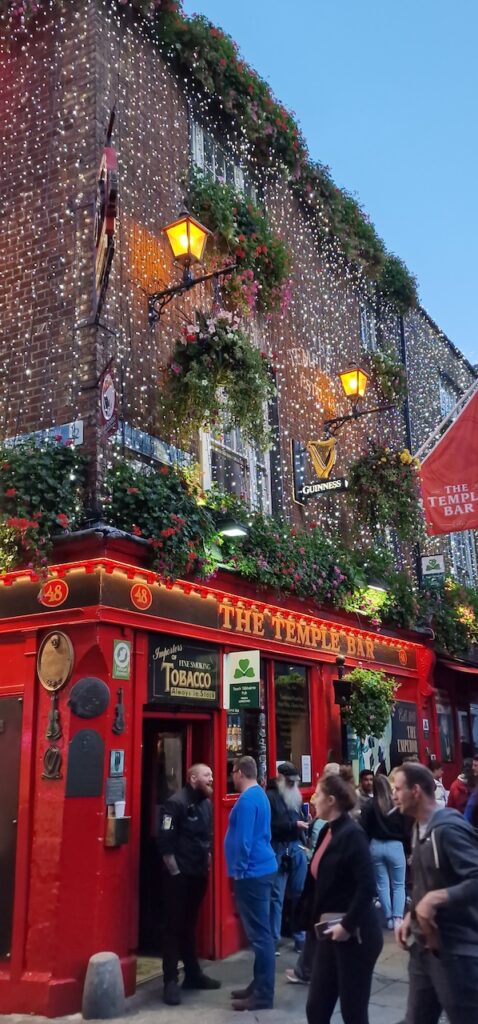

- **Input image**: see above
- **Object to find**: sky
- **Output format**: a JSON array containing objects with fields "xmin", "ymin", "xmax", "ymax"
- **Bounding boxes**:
[{"xmin": 182, "ymin": 0, "xmax": 478, "ymax": 365}]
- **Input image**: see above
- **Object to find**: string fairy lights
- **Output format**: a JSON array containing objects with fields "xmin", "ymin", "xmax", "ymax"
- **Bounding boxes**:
[{"xmin": 0, "ymin": 0, "xmax": 476, "ymax": 590}]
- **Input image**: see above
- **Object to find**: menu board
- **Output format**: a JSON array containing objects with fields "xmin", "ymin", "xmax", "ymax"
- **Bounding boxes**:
[{"xmin": 390, "ymin": 701, "xmax": 418, "ymax": 768}]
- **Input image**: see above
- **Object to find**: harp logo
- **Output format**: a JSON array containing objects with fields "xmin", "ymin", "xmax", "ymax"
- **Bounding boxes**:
[{"xmin": 306, "ymin": 438, "xmax": 337, "ymax": 481}]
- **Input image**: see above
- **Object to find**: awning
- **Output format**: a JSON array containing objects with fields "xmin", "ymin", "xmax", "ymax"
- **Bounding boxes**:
[{"xmin": 439, "ymin": 659, "xmax": 478, "ymax": 675}]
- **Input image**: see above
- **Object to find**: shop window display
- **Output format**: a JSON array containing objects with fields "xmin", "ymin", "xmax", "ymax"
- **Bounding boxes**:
[
  {"xmin": 226, "ymin": 676, "xmax": 267, "ymax": 792},
  {"xmin": 274, "ymin": 663, "xmax": 311, "ymax": 779}
]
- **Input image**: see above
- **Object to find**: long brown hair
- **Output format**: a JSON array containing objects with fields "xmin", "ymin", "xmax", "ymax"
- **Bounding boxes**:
[
  {"xmin": 319, "ymin": 772, "xmax": 357, "ymax": 813},
  {"xmin": 373, "ymin": 773, "xmax": 394, "ymax": 815}
]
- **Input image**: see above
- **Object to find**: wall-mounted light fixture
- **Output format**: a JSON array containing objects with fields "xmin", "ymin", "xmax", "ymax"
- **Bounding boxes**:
[
  {"xmin": 323, "ymin": 362, "xmax": 395, "ymax": 436},
  {"xmin": 147, "ymin": 210, "xmax": 237, "ymax": 325}
]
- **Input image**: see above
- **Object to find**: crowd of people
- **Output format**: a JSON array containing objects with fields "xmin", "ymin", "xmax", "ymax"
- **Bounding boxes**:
[{"xmin": 156, "ymin": 750, "xmax": 478, "ymax": 1023}]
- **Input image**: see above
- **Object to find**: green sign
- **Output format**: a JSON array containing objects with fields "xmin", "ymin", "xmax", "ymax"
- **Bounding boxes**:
[
  {"xmin": 113, "ymin": 640, "xmax": 131, "ymax": 680},
  {"xmin": 230, "ymin": 680, "xmax": 260, "ymax": 710}
]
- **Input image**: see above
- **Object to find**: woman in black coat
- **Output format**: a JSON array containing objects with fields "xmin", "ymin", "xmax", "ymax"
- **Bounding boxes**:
[{"xmin": 304, "ymin": 773, "xmax": 383, "ymax": 1024}]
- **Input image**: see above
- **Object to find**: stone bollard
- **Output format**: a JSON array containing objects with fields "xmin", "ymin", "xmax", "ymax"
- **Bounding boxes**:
[{"xmin": 82, "ymin": 951, "xmax": 126, "ymax": 1019}]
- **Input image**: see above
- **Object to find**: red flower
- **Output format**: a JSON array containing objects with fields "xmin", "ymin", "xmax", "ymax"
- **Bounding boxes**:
[
  {"xmin": 56, "ymin": 513, "xmax": 69, "ymax": 528},
  {"xmin": 160, "ymin": 466, "xmax": 169, "ymax": 474},
  {"xmin": 132, "ymin": 524, "xmax": 142, "ymax": 537},
  {"xmin": 160, "ymin": 527, "xmax": 176, "ymax": 538},
  {"xmin": 54, "ymin": 434, "xmax": 62, "ymax": 442},
  {"xmin": 5, "ymin": 488, "xmax": 17, "ymax": 497},
  {"xmin": 1, "ymin": 462, "xmax": 9, "ymax": 470},
  {"xmin": 127, "ymin": 487, "xmax": 139, "ymax": 494}
]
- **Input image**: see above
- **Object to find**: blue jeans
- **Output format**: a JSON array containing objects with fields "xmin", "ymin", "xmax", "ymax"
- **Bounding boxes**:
[
  {"xmin": 370, "ymin": 838, "xmax": 405, "ymax": 922},
  {"xmin": 233, "ymin": 873, "xmax": 276, "ymax": 1007},
  {"xmin": 270, "ymin": 842, "xmax": 307, "ymax": 945}
]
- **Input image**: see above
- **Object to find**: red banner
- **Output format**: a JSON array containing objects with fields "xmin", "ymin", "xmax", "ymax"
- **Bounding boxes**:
[{"xmin": 419, "ymin": 388, "xmax": 478, "ymax": 535}]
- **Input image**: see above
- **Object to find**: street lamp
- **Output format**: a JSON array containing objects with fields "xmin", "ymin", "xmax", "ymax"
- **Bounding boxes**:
[
  {"xmin": 338, "ymin": 364, "xmax": 369, "ymax": 407},
  {"xmin": 163, "ymin": 212, "xmax": 211, "ymax": 274},
  {"xmin": 323, "ymin": 362, "xmax": 394, "ymax": 436},
  {"xmin": 148, "ymin": 209, "xmax": 237, "ymax": 325}
]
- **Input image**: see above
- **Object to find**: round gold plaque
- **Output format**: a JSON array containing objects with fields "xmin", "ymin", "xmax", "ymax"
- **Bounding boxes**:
[{"xmin": 37, "ymin": 632, "xmax": 74, "ymax": 692}]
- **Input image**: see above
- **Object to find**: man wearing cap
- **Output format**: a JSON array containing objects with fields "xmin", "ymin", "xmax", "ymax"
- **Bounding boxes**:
[{"xmin": 267, "ymin": 762, "xmax": 309, "ymax": 952}]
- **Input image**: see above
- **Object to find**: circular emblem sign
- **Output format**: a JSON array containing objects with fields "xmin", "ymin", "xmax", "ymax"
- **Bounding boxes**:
[
  {"xmin": 39, "ymin": 579, "xmax": 69, "ymax": 608},
  {"xmin": 398, "ymin": 648, "xmax": 408, "ymax": 666},
  {"xmin": 130, "ymin": 582, "xmax": 152, "ymax": 610},
  {"xmin": 37, "ymin": 631, "xmax": 74, "ymax": 692},
  {"xmin": 68, "ymin": 677, "xmax": 110, "ymax": 719},
  {"xmin": 101, "ymin": 372, "xmax": 116, "ymax": 423}
]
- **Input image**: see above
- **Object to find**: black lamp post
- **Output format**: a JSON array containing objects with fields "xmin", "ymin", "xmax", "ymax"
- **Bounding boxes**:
[{"xmin": 147, "ymin": 210, "xmax": 237, "ymax": 325}]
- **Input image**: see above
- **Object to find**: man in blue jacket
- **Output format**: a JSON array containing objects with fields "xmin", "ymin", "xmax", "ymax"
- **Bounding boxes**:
[
  {"xmin": 395, "ymin": 762, "xmax": 478, "ymax": 1024},
  {"xmin": 224, "ymin": 755, "xmax": 277, "ymax": 1011}
]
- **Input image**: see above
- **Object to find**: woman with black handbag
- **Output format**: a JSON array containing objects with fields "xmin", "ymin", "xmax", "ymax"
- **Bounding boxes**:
[{"xmin": 305, "ymin": 772, "xmax": 383, "ymax": 1024}]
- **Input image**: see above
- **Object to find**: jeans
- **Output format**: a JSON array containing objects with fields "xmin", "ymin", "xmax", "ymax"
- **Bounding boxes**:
[
  {"xmin": 234, "ymin": 873, "xmax": 276, "ymax": 1007},
  {"xmin": 306, "ymin": 909, "xmax": 383, "ymax": 1024},
  {"xmin": 162, "ymin": 873, "xmax": 208, "ymax": 985},
  {"xmin": 405, "ymin": 944, "xmax": 478, "ymax": 1024},
  {"xmin": 370, "ymin": 838, "xmax": 405, "ymax": 922},
  {"xmin": 270, "ymin": 842, "xmax": 307, "ymax": 945}
]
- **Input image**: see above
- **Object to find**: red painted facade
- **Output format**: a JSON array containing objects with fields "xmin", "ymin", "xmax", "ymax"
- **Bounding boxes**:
[{"xmin": 0, "ymin": 533, "xmax": 437, "ymax": 1016}]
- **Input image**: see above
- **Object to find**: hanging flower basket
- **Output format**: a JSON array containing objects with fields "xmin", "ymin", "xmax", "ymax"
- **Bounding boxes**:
[
  {"xmin": 342, "ymin": 667, "xmax": 398, "ymax": 739},
  {"xmin": 347, "ymin": 444, "xmax": 423, "ymax": 542},
  {"xmin": 160, "ymin": 311, "xmax": 276, "ymax": 449}
]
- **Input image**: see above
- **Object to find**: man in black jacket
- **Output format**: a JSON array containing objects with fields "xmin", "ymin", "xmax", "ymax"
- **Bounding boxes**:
[
  {"xmin": 158, "ymin": 763, "xmax": 220, "ymax": 1006},
  {"xmin": 394, "ymin": 762, "xmax": 478, "ymax": 1024},
  {"xmin": 267, "ymin": 762, "xmax": 309, "ymax": 951}
]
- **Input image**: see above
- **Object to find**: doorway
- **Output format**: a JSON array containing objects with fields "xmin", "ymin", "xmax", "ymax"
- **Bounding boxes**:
[{"xmin": 138, "ymin": 714, "xmax": 213, "ymax": 966}]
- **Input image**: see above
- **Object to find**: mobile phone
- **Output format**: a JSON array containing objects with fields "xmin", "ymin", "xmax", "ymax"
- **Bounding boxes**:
[
  {"xmin": 314, "ymin": 918, "xmax": 342, "ymax": 940},
  {"xmin": 303, "ymin": 801, "xmax": 310, "ymax": 818}
]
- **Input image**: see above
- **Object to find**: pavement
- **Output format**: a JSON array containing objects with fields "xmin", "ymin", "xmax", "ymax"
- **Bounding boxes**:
[{"xmin": 2, "ymin": 933, "xmax": 418, "ymax": 1024}]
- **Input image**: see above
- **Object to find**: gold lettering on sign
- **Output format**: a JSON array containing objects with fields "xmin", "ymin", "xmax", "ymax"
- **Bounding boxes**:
[{"xmin": 216, "ymin": 602, "xmax": 410, "ymax": 668}]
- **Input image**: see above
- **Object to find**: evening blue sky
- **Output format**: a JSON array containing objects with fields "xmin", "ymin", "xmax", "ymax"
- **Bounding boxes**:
[{"xmin": 182, "ymin": 0, "xmax": 478, "ymax": 364}]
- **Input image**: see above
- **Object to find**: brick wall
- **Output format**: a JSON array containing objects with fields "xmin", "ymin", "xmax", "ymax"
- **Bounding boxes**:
[{"xmin": 0, "ymin": 0, "xmax": 474, "ymax": 550}]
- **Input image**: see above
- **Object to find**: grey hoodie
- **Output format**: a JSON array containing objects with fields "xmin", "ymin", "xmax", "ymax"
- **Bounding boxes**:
[{"xmin": 411, "ymin": 808, "xmax": 478, "ymax": 955}]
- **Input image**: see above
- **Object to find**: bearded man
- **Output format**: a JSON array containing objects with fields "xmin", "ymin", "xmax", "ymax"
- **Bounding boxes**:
[
  {"xmin": 267, "ymin": 762, "xmax": 309, "ymax": 951},
  {"xmin": 158, "ymin": 763, "xmax": 220, "ymax": 1005}
]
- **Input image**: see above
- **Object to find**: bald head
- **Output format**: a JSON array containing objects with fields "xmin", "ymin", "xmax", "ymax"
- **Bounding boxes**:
[{"xmin": 188, "ymin": 763, "xmax": 213, "ymax": 797}]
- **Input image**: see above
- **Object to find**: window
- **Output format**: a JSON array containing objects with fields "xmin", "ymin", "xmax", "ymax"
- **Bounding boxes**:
[
  {"xmin": 190, "ymin": 119, "xmax": 257, "ymax": 202},
  {"xmin": 359, "ymin": 305, "xmax": 377, "ymax": 353},
  {"xmin": 449, "ymin": 529, "xmax": 477, "ymax": 587},
  {"xmin": 200, "ymin": 424, "xmax": 271, "ymax": 514},
  {"xmin": 274, "ymin": 662, "xmax": 310, "ymax": 778},
  {"xmin": 439, "ymin": 374, "xmax": 460, "ymax": 420},
  {"xmin": 226, "ymin": 671, "xmax": 267, "ymax": 792}
]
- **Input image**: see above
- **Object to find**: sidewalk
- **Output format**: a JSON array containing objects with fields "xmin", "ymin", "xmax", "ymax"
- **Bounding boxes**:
[{"xmin": 3, "ymin": 934, "xmax": 411, "ymax": 1024}]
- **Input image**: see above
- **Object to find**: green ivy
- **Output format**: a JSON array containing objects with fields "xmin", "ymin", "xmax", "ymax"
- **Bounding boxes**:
[
  {"xmin": 418, "ymin": 577, "xmax": 478, "ymax": 657},
  {"xmin": 188, "ymin": 170, "xmax": 292, "ymax": 316},
  {"xmin": 103, "ymin": 460, "xmax": 217, "ymax": 579},
  {"xmin": 342, "ymin": 667, "xmax": 398, "ymax": 739},
  {"xmin": 0, "ymin": 440, "xmax": 88, "ymax": 574},
  {"xmin": 160, "ymin": 310, "xmax": 276, "ymax": 449},
  {"xmin": 369, "ymin": 349, "xmax": 408, "ymax": 405},
  {"xmin": 347, "ymin": 444, "xmax": 423, "ymax": 543}
]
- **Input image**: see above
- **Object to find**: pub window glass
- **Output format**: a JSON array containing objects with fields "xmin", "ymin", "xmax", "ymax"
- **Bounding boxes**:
[
  {"xmin": 226, "ymin": 665, "xmax": 267, "ymax": 793},
  {"xmin": 274, "ymin": 662, "xmax": 310, "ymax": 780}
]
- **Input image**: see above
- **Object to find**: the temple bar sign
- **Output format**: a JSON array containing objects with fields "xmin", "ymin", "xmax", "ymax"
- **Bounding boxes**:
[{"xmin": 218, "ymin": 603, "xmax": 414, "ymax": 669}]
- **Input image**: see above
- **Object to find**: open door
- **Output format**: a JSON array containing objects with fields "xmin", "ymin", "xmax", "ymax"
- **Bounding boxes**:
[{"xmin": 138, "ymin": 715, "xmax": 213, "ymax": 962}]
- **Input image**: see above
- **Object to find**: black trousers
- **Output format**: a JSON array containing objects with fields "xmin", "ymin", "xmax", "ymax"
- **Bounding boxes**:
[
  {"xmin": 162, "ymin": 873, "xmax": 208, "ymax": 985},
  {"xmin": 306, "ymin": 913, "xmax": 383, "ymax": 1024},
  {"xmin": 405, "ymin": 944, "xmax": 478, "ymax": 1024}
]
